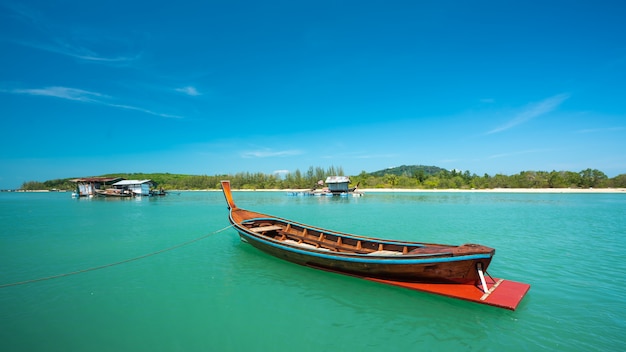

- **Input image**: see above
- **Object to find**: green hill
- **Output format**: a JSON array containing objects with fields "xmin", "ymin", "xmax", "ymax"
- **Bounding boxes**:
[{"xmin": 367, "ymin": 165, "xmax": 446, "ymax": 177}]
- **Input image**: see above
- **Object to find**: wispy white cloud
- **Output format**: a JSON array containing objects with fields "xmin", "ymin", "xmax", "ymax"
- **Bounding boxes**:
[
  {"xmin": 9, "ymin": 86, "xmax": 106, "ymax": 102},
  {"xmin": 14, "ymin": 40, "xmax": 140, "ymax": 64},
  {"xmin": 4, "ymin": 86, "xmax": 181, "ymax": 118},
  {"xmin": 486, "ymin": 94, "xmax": 569, "ymax": 135},
  {"xmin": 3, "ymin": 2, "xmax": 41, "ymax": 24},
  {"xmin": 4, "ymin": 3, "xmax": 140, "ymax": 64},
  {"xmin": 175, "ymin": 86, "xmax": 201, "ymax": 96},
  {"xmin": 241, "ymin": 149, "xmax": 303, "ymax": 158},
  {"xmin": 105, "ymin": 103, "xmax": 181, "ymax": 119},
  {"xmin": 575, "ymin": 126, "xmax": 625, "ymax": 134}
]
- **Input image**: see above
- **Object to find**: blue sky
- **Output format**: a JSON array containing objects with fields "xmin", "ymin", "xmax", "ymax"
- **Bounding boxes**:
[{"xmin": 1, "ymin": 1, "xmax": 625, "ymax": 188}]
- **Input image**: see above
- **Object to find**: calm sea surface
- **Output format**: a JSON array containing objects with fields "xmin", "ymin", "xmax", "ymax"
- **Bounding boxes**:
[{"xmin": 1, "ymin": 191, "xmax": 625, "ymax": 351}]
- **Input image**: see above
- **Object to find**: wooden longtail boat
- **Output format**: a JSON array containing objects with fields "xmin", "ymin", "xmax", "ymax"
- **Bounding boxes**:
[{"xmin": 221, "ymin": 180, "xmax": 496, "ymax": 285}]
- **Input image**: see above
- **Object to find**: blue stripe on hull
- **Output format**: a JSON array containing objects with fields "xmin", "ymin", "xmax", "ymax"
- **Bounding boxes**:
[{"xmin": 235, "ymin": 228, "xmax": 492, "ymax": 265}]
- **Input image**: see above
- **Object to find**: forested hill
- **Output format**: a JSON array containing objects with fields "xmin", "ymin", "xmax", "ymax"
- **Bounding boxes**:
[{"xmin": 368, "ymin": 165, "xmax": 446, "ymax": 177}]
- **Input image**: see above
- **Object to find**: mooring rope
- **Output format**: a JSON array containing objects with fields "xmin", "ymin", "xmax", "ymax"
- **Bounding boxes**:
[{"xmin": 0, "ymin": 224, "xmax": 234, "ymax": 289}]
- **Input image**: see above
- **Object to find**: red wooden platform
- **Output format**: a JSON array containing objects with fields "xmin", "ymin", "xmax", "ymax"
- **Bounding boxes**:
[
  {"xmin": 365, "ymin": 276, "xmax": 530, "ymax": 310},
  {"xmin": 310, "ymin": 264, "xmax": 530, "ymax": 310}
]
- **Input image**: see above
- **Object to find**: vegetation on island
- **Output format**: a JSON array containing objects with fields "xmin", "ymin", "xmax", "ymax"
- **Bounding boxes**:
[{"xmin": 17, "ymin": 165, "xmax": 626, "ymax": 191}]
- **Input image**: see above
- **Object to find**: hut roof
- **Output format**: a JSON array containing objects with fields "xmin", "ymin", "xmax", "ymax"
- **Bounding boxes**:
[
  {"xmin": 71, "ymin": 177, "xmax": 124, "ymax": 183},
  {"xmin": 112, "ymin": 179, "xmax": 155, "ymax": 186},
  {"xmin": 325, "ymin": 176, "xmax": 350, "ymax": 184}
]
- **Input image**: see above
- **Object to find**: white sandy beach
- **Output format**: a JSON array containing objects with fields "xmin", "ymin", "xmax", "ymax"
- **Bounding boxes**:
[
  {"xmin": 248, "ymin": 188, "xmax": 626, "ymax": 194},
  {"xmin": 358, "ymin": 188, "xmax": 626, "ymax": 193},
  {"xmin": 29, "ymin": 188, "xmax": 621, "ymax": 193}
]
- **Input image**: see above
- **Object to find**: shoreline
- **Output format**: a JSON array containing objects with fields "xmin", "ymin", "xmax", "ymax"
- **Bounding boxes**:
[
  {"xmin": 11, "ymin": 188, "xmax": 626, "ymax": 194},
  {"xmin": 227, "ymin": 187, "xmax": 626, "ymax": 194},
  {"xmin": 359, "ymin": 188, "xmax": 626, "ymax": 193}
]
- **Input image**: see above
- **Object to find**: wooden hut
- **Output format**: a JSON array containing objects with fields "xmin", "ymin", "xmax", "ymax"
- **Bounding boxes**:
[{"xmin": 71, "ymin": 177, "xmax": 124, "ymax": 197}]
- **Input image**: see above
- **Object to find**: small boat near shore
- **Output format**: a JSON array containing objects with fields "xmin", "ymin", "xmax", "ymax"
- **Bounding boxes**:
[
  {"xmin": 221, "ymin": 180, "xmax": 530, "ymax": 309},
  {"xmin": 287, "ymin": 176, "xmax": 364, "ymax": 197}
]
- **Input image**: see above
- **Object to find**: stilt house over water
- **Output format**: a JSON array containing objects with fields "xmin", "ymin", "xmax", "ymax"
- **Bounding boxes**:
[
  {"xmin": 325, "ymin": 176, "xmax": 352, "ymax": 194},
  {"xmin": 110, "ymin": 180, "xmax": 156, "ymax": 196},
  {"xmin": 71, "ymin": 177, "xmax": 124, "ymax": 197}
]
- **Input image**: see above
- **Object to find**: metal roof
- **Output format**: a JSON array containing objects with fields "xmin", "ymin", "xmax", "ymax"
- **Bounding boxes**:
[
  {"xmin": 71, "ymin": 177, "xmax": 124, "ymax": 183},
  {"xmin": 112, "ymin": 179, "xmax": 155, "ymax": 186},
  {"xmin": 325, "ymin": 176, "xmax": 350, "ymax": 184}
]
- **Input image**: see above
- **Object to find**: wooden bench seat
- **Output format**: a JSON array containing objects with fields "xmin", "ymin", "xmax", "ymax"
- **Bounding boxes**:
[{"xmin": 250, "ymin": 225, "xmax": 283, "ymax": 233}]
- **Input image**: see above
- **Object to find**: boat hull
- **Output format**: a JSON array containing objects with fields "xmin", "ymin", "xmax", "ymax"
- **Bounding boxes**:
[{"xmin": 233, "ymin": 225, "xmax": 492, "ymax": 284}]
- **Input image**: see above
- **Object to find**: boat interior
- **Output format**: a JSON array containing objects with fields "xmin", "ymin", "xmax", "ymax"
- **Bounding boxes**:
[{"xmin": 241, "ymin": 218, "xmax": 454, "ymax": 257}]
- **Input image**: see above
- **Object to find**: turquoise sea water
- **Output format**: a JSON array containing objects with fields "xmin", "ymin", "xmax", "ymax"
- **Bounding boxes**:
[{"xmin": 1, "ymin": 191, "xmax": 625, "ymax": 351}]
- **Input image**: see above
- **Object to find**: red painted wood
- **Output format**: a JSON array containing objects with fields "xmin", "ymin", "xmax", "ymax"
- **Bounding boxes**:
[{"xmin": 364, "ymin": 276, "xmax": 530, "ymax": 310}]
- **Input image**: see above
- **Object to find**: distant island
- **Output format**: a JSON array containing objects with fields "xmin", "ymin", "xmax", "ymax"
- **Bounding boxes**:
[{"xmin": 11, "ymin": 165, "xmax": 626, "ymax": 192}]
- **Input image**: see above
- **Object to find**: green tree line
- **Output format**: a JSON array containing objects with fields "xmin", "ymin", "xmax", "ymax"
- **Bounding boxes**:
[
  {"xmin": 18, "ymin": 166, "xmax": 626, "ymax": 191},
  {"xmin": 352, "ymin": 168, "xmax": 625, "ymax": 189}
]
